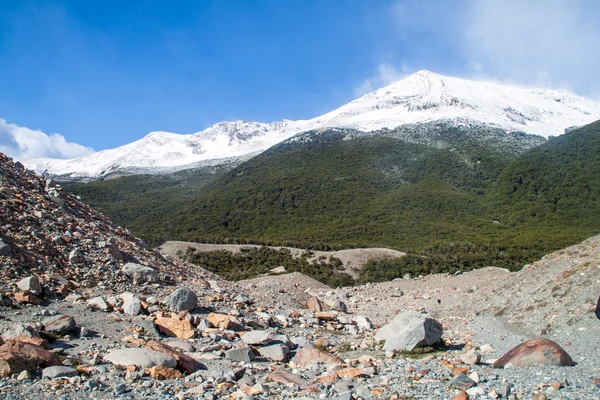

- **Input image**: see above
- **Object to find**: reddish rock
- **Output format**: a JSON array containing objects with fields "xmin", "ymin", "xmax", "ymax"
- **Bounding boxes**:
[
  {"xmin": 306, "ymin": 297, "xmax": 328, "ymax": 312},
  {"xmin": 315, "ymin": 312, "xmax": 337, "ymax": 321},
  {"xmin": 0, "ymin": 339, "xmax": 62, "ymax": 377},
  {"xmin": 293, "ymin": 346, "xmax": 343, "ymax": 367},
  {"xmin": 452, "ymin": 392, "xmax": 469, "ymax": 400},
  {"xmin": 13, "ymin": 292, "xmax": 42, "ymax": 305},
  {"xmin": 10, "ymin": 336, "xmax": 49, "ymax": 349},
  {"xmin": 493, "ymin": 338, "xmax": 573, "ymax": 368},
  {"xmin": 145, "ymin": 340, "xmax": 203, "ymax": 374}
]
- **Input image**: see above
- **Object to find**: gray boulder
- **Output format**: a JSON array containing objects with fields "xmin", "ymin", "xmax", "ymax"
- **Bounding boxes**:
[
  {"xmin": 104, "ymin": 348, "xmax": 176, "ymax": 369},
  {"xmin": 0, "ymin": 323, "xmax": 40, "ymax": 339},
  {"xmin": 225, "ymin": 347, "xmax": 255, "ymax": 363},
  {"xmin": 121, "ymin": 293, "xmax": 142, "ymax": 316},
  {"xmin": 241, "ymin": 330, "xmax": 271, "ymax": 345},
  {"xmin": 42, "ymin": 366, "xmax": 78, "ymax": 379},
  {"xmin": 165, "ymin": 287, "xmax": 197, "ymax": 312},
  {"xmin": 42, "ymin": 315, "xmax": 77, "ymax": 336},
  {"xmin": 122, "ymin": 263, "xmax": 157, "ymax": 283},
  {"xmin": 258, "ymin": 344, "xmax": 289, "ymax": 361},
  {"xmin": 17, "ymin": 276, "xmax": 42, "ymax": 295},
  {"xmin": 374, "ymin": 311, "xmax": 443, "ymax": 352}
]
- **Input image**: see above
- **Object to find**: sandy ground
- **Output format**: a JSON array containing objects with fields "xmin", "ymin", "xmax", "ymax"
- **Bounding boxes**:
[{"xmin": 158, "ymin": 241, "xmax": 405, "ymax": 278}]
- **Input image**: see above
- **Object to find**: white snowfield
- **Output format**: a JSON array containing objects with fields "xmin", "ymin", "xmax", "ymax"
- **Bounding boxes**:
[{"xmin": 24, "ymin": 70, "xmax": 600, "ymax": 178}]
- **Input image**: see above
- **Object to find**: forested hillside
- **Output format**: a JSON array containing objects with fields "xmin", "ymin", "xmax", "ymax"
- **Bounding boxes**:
[{"xmin": 64, "ymin": 121, "xmax": 600, "ymax": 280}]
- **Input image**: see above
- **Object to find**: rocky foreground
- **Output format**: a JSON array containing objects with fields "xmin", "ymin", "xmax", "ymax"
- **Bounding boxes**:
[{"xmin": 1, "ymin": 152, "xmax": 600, "ymax": 400}]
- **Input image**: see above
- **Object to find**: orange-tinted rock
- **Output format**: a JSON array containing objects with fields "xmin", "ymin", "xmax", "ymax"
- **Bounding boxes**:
[
  {"xmin": 452, "ymin": 392, "xmax": 469, "ymax": 400},
  {"xmin": 0, "ymin": 340, "xmax": 62, "ymax": 377},
  {"xmin": 493, "ymin": 339, "xmax": 573, "ymax": 368},
  {"xmin": 154, "ymin": 318, "xmax": 195, "ymax": 339},
  {"xmin": 13, "ymin": 292, "xmax": 42, "ymax": 305},
  {"xmin": 306, "ymin": 297, "xmax": 328, "ymax": 312},
  {"xmin": 206, "ymin": 313, "xmax": 240, "ymax": 330},
  {"xmin": 451, "ymin": 366, "xmax": 470, "ymax": 376},
  {"xmin": 146, "ymin": 340, "xmax": 202, "ymax": 374},
  {"xmin": 336, "ymin": 367, "xmax": 364, "ymax": 379},
  {"xmin": 315, "ymin": 312, "xmax": 337, "ymax": 321},
  {"xmin": 293, "ymin": 347, "xmax": 343, "ymax": 367},
  {"xmin": 11, "ymin": 336, "xmax": 49, "ymax": 349},
  {"xmin": 146, "ymin": 365, "xmax": 183, "ymax": 380}
]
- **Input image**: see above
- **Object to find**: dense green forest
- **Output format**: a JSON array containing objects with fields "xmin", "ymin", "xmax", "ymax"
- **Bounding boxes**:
[
  {"xmin": 64, "ymin": 120, "xmax": 600, "ymax": 285},
  {"xmin": 183, "ymin": 246, "xmax": 354, "ymax": 287}
]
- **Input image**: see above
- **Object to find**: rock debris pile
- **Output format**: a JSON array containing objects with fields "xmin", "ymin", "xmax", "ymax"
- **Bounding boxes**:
[{"xmin": 0, "ymin": 152, "xmax": 599, "ymax": 399}]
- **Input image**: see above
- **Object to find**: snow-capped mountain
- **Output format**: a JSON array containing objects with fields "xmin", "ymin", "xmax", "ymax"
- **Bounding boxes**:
[{"xmin": 24, "ymin": 70, "xmax": 600, "ymax": 178}]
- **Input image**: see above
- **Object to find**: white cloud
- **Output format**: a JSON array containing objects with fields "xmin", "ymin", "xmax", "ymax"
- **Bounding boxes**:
[
  {"xmin": 360, "ymin": 0, "xmax": 600, "ymax": 98},
  {"xmin": 0, "ymin": 118, "xmax": 94, "ymax": 161},
  {"xmin": 354, "ymin": 63, "xmax": 409, "ymax": 97},
  {"xmin": 461, "ymin": 0, "xmax": 600, "ymax": 95}
]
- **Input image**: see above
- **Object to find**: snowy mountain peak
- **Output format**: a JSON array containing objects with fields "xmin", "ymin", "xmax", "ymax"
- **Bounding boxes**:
[{"xmin": 23, "ymin": 71, "xmax": 600, "ymax": 179}]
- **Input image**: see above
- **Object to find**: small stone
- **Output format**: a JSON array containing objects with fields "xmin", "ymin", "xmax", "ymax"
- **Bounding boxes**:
[
  {"xmin": 267, "ymin": 367, "xmax": 307, "ymax": 386},
  {"xmin": 225, "ymin": 347, "xmax": 255, "ymax": 363},
  {"xmin": 42, "ymin": 315, "xmax": 76, "ymax": 336},
  {"xmin": 258, "ymin": 344, "xmax": 289, "ymax": 361},
  {"xmin": 488, "ymin": 388, "xmax": 499, "ymax": 399},
  {"xmin": 293, "ymin": 346, "xmax": 343, "ymax": 367},
  {"xmin": 452, "ymin": 392, "xmax": 469, "ymax": 400},
  {"xmin": 550, "ymin": 381, "xmax": 562, "ymax": 390},
  {"xmin": 122, "ymin": 263, "xmax": 157, "ymax": 283},
  {"xmin": 532, "ymin": 393, "xmax": 547, "ymax": 400},
  {"xmin": 165, "ymin": 287, "xmax": 198, "ymax": 313},
  {"xmin": 466, "ymin": 387, "xmax": 485, "ymax": 396},
  {"xmin": 13, "ymin": 292, "xmax": 42, "ymax": 305},
  {"xmin": 452, "ymin": 374, "xmax": 476, "ymax": 391},
  {"xmin": 154, "ymin": 317, "xmax": 195, "ymax": 339},
  {"xmin": 42, "ymin": 366, "xmax": 78, "ymax": 379},
  {"xmin": 104, "ymin": 348, "xmax": 177, "ymax": 369},
  {"xmin": 147, "ymin": 365, "xmax": 183, "ymax": 380},
  {"xmin": 87, "ymin": 297, "xmax": 109, "ymax": 312},
  {"xmin": 461, "ymin": 350, "xmax": 480, "ymax": 365},
  {"xmin": 468, "ymin": 371, "xmax": 480, "ymax": 384},
  {"xmin": 114, "ymin": 382, "xmax": 128, "ymax": 395},
  {"xmin": 121, "ymin": 293, "xmax": 142, "ymax": 316},
  {"xmin": 0, "ymin": 240, "xmax": 11, "ymax": 256},
  {"xmin": 16, "ymin": 370, "xmax": 31, "ymax": 381},
  {"xmin": 16, "ymin": 277, "xmax": 42, "ymax": 295},
  {"xmin": 241, "ymin": 330, "xmax": 271, "ymax": 345},
  {"xmin": 306, "ymin": 297, "xmax": 328, "ymax": 312}
]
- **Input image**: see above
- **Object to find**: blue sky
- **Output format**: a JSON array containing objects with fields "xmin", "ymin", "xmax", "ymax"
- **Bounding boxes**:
[{"xmin": 1, "ymin": 0, "xmax": 600, "ymax": 160}]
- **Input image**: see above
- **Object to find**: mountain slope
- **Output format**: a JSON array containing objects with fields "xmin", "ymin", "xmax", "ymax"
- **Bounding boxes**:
[
  {"xmin": 146, "ymin": 122, "xmax": 545, "ymax": 250},
  {"xmin": 25, "ymin": 70, "xmax": 600, "ymax": 179}
]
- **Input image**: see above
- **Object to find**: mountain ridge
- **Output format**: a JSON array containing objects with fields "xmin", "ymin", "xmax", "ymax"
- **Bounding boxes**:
[{"xmin": 24, "ymin": 70, "xmax": 600, "ymax": 179}]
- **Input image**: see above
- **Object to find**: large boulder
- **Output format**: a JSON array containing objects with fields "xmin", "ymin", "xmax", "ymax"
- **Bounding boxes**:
[
  {"xmin": 165, "ymin": 288, "xmax": 197, "ymax": 313},
  {"xmin": 375, "ymin": 311, "xmax": 443, "ymax": 352},
  {"xmin": 104, "ymin": 348, "xmax": 176, "ymax": 369},
  {"xmin": 493, "ymin": 339, "xmax": 574, "ymax": 368},
  {"xmin": 122, "ymin": 263, "xmax": 157, "ymax": 283},
  {"xmin": 0, "ymin": 340, "xmax": 62, "ymax": 377},
  {"xmin": 42, "ymin": 315, "xmax": 77, "ymax": 336}
]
